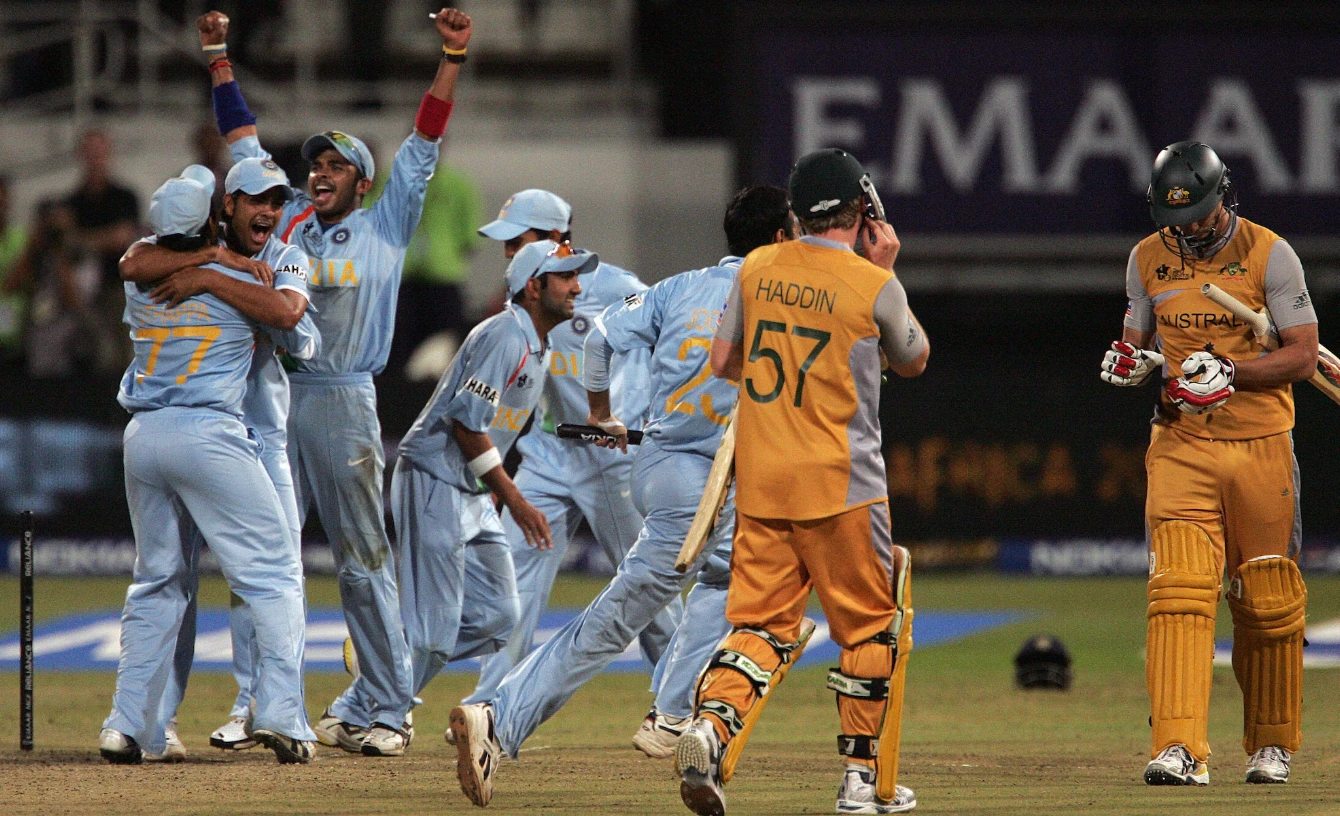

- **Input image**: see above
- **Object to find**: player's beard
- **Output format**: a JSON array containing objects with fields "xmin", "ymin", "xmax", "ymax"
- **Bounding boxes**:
[{"xmin": 539, "ymin": 286, "xmax": 575, "ymax": 323}]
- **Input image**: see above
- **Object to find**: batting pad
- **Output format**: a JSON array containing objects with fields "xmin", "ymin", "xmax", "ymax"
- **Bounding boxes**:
[
  {"xmin": 1147, "ymin": 521, "xmax": 1220, "ymax": 761},
  {"xmin": 874, "ymin": 545, "xmax": 913, "ymax": 802},
  {"xmin": 1229, "ymin": 555, "xmax": 1306, "ymax": 754}
]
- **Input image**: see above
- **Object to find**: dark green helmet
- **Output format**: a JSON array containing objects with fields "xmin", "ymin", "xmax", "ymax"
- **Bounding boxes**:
[
  {"xmin": 788, "ymin": 148, "xmax": 868, "ymax": 219},
  {"xmin": 1147, "ymin": 141, "xmax": 1232, "ymax": 229}
]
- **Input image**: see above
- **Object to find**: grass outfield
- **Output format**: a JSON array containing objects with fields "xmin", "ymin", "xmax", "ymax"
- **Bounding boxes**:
[{"xmin": 1, "ymin": 573, "xmax": 1338, "ymax": 815}]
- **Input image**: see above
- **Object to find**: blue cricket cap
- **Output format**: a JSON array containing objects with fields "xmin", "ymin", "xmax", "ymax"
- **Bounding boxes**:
[
  {"xmin": 506, "ymin": 240, "xmax": 598, "ymax": 299},
  {"xmin": 301, "ymin": 130, "xmax": 375, "ymax": 178},
  {"xmin": 225, "ymin": 157, "xmax": 293, "ymax": 199},
  {"xmin": 148, "ymin": 168, "xmax": 213, "ymax": 238},
  {"xmin": 480, "ymin": 189, "xmax": 572, "ymax": 241}
]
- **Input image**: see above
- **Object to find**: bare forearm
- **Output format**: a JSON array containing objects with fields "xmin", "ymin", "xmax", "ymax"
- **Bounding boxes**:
[
  {"xmin": 1122, "ymin": 327, "xmax": 1155, "ymax": 348},
  {"xmin": 208, "ymin": 273, "xmax": 304, "ymax": 330},
  {"xmin": 587, "ymin": 389, "xmax": 612, "ymax": 420},
  {"xmin": 710, "ymin": 338, "xmax": 743, "ymax": 381},
  {"xmin": 122, "ymin": 243, "xmax": 214, "ymax": 283},
  {"xmin": 452, "ymin": 421, "xmax": 521, "ymax": 502},
  {"xmin": 1234, "ymin": 336, "xmax": 1319, "ymax": 389}
]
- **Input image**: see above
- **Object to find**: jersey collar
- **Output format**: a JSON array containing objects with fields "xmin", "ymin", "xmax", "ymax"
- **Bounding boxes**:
[
  {"xmin": 505, "ymin": 303, "xmax": 545, "ymax": 354},
  {"xmin": 719, "ymin": 255, "xmax": 743, "ymax": 267},
  {"xmin": 800, "ymin": 235, "xmax": 854, "ymax": 252}
]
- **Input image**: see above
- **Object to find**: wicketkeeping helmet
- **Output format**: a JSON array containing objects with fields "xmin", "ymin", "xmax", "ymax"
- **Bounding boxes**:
[
  {"xmin": 1014, "ymin": 634, "xmax": 1072, "ymax": 690},
  {"xmin": 788, "ymin": 148, "xmax": 869, "ymax": 219},
  {"xmin": 1147, "ymin": 141, "xmax": 1234, "ymax": 229}
]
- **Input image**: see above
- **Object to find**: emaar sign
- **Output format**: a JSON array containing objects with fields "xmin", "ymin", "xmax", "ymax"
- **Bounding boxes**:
[{"xmin": 745, "ymin": 32, "xmax": 1340, "ymax": 235}]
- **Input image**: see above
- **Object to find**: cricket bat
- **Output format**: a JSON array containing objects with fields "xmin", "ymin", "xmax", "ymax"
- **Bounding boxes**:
[
  {"xmin": 555, "ymin": 424, "xmax": 645, "ymax": 445},
  {"xmin": 674, "ymin": 404, "xmax": 739, "ymax": 573},
  {"xmin": 1201, "ymin": 283, "xmax": 1340, "ymax": 406}
]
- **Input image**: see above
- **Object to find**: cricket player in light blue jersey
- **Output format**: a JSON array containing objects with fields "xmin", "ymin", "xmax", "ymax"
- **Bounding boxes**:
[
  {"xmin": 451, "ymin": 187, "xmax": 798, "ymax": 808},
  {"xmin": 99, "ymin": 167, "xmax": 317, "ymax": 765},
  {"xmin": 197, "ymin": 7, "xmax": 473, "ymax": 756},
  {"xmin": 464, "ymin": 189, "xmax": 680, "ymax": 708},
  {"xmin": 396, "ymin": 241, "xmax": 589, "ymax": 723},
  {"xmin": 120, "ymin": 159, "xmax": 320, "ymax": 757}
]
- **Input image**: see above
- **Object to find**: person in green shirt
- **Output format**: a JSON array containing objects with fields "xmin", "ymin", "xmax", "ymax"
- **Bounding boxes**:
[
  {"xmin": 369, "ymin": 152, "xmax": 484, "ymax": 378},
  {"xmin": 0, "ymin": 176, "xmax": 31, "ymax": 363}
]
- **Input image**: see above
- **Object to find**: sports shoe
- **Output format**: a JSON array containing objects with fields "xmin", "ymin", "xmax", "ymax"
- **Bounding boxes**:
[
  {"xmin": 313, "ymin": 707, "xmax": 369, "ymax": 753},
  {"xmin": 1245, "ymin": 746, "xmax": 1290, "ymax": 784},
  {"xmin": 675, "ymin": 719, "xmax": 726, "ymax": 816},
  {"xmin": 451, "ymin": 703, "xmax": 501, "ymax": 807},
  {"xmin": 145, "ymin": 718, "xmax": 188, "ymax": 763},
  {"xmin": 209, "ymin": 716, "xmax": 258, "ymax": 750},
  {"xmin": 99, "ymin": 728, "xmax": 142, "ymax": 765},
  {"xmin": 252, "ymin": 729, "xmax": 315, "ymax": 764},
  {"xmin": 1145, "ymin": 744, "xmax": 1209, "ymax": 786},
  {"xmin": 404, "ymin": 709, "xmax": 416, "ymax": 747},
  {"xmin": 836, "ymin": 765, "xmax": 917, "ymax": 814},
  {"xmin": 362, "ymin": 723, "xmax": 409, "ymax": 757},
  {"xmin": 633, "ymin": 709, "xmax": 689, "ymax": 759}
]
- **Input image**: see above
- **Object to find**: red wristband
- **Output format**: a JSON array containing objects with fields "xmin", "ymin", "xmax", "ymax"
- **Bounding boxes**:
[
  {"xmin": 208, "ymin": 58, "xmax": 232, "ymax": 72},
  {"xmin": 415, "ymin": 93, "xmax": 453, "ymax": 139}
]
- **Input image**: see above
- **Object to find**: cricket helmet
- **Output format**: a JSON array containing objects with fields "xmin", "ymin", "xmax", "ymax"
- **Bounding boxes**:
[
  {"xmin": 1014, "ymin": 634, "xmax": 1072, "ymax": 690},
  {"xmin": 1147, "ymin": 141, "xmax": 1234, "ymax": 229},
  {"xmin": 788, "ymin": 148, "xmax": 869, "ymax": 219}
]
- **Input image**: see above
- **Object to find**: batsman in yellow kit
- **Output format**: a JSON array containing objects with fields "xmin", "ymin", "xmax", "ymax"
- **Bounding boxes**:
[
  {"xmin": 674, "ymin": 149, "xmax": 929, "ymax": 816},
  {"xmin": 1101, "ymin": 141, "xmax": 1318, "ymax": 786}
]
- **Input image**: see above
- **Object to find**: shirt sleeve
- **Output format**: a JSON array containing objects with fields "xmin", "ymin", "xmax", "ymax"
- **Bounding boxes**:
[
  {"xmin": 1123, "ymin": 247, "xmax": 1155, "ymax": 333},
  {"xmin": 371, "ymin": 134, "xmax": 440, "ymax": 249},
  {"xmin": 268, "ymin": 311, "xmax": 320, "ymax": 361},
  {"xmin": 228, "ymin": 134, "xmax": 270, "ymax": 163},
  {"xmin": 713, "ymin": 271, "xmax": 745, "ymax": 344},
  {"xmin": 441, "ymin": 329, "xmax": 526, "ymax": 435},
  {"xmin": 872, "ymin": 277, "xmax": 927, "ymax": 366},
  {"xmin": 271, "ymin": 245, "xmax": 311, "ymax": 297},
  {"xmin": 586, "ymin": 282, "xmax": 664, "ymax": 390},
  {"xmin": 1264, "ymin": 239, "xmax": 1317, "ymax": 331}
]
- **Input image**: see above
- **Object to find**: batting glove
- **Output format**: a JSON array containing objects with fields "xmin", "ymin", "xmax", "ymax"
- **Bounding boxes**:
[
  {"xmin": 1167, "ymin": 351, "xmax": 1235, "ymax": 415},
  {"xmin": 1101, "ymin": 341, "xmax": 1166, "ymax": 387}
]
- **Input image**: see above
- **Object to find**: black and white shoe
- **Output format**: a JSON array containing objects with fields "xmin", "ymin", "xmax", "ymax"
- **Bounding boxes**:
[
  {"xmin": 633, "ymin": 709, "xmax": 689, "ymax": 759},
  {"xmin": 98, "ymin": 728, "xmax": 143, "ymax": 765},
  {"xmin": 1145, "ymin": 744, "xmax": 1209, "ymax": 786},
  {"xmin": 836, "ymin": 765, "xmax": 916, "ymax": 814},
  {"xmin": 209, "ymin": 716, "xmax": 258, "ymax": 750},
  {"xmin": 313, "ymin": 707, "xmax": 369, "ymax": 753},
  {"xmin": 1245, "ymin": 746, "xmax": 1290, "ymax": 784},
  {"xmin": 452, "ymin": 703, "xmax": 501, "ymax": 807},
  {"xmin": 252, "ymin": 729, "xmax": 315, "ymax": 764},
  {"xmin": 675, "ymin": 719, "xmax": 726, "ymax": 816},
  {"xmin": 361, "ymin": 723, "xmax": 409, "ymax": 757}
]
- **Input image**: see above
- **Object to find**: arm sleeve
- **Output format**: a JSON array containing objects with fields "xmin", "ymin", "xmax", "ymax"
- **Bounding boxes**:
[
  {"xmin": 1123, "ymin": 247, "xmax": 1155, "ymax": 333},
  {"xmin": 1264, "ymin": 239, "xmax": 1317, "ymax": 330},
  {"xmin": 441, "ymin": 331, "xmax": 524, "ymax": 434},
  {"xmin": 271, "ymin": 245, "xmax": 311, "ymax": 296},
  {"xmin": 713, "ymin": 271, "xmax": 745, "ymax": 344},
  {"xmin": 585, "ymin": 282, "xmax": 664, "ymax": 390},
  {"xmin": 583, "ymin": 329, "xmax": 616, "ymax": 392},
  {"xmin": 268, "ymin": 311, "xmax": 320, "ymax": 361},
  {"xmin": 872, "ymin": 277, "xmax": 928, "ymax": 366},
  {"xmin": 371, "ymin": 134, "xmax": 440, "ymax": 248},
  {"xmin": 228, "ymin": 134, "xmax": 270, "ymax": 163}
]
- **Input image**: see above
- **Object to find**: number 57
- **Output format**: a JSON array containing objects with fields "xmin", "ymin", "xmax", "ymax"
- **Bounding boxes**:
[{"xmin": 745, "ymin": 320, "xmax": 830, "ymax": 407}]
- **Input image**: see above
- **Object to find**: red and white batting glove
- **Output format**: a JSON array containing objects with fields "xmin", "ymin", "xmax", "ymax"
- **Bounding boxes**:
[
  {"xmin": 1166, "ymin": 351, "xmax": 1235, "ymax": 415},
  {"xmin": 1100, "ymin": 341, "xmax": 1165, "ymax": 387}
]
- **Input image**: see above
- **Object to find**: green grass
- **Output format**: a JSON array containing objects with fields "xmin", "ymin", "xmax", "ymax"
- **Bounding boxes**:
[{"xmin": 1, "ymin": 574, "xmax": 1338, "ymax": 815}]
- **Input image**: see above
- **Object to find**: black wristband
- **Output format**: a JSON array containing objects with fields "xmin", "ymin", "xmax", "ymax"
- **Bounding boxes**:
[{"xmin": 443, "ymin": 52, "xmax": 467, "ymax": 64}]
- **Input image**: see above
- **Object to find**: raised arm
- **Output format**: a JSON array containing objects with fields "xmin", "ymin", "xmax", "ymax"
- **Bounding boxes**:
[{"xmin": 197, "ymin": 12, "xmax": 257, "ymax": 146}]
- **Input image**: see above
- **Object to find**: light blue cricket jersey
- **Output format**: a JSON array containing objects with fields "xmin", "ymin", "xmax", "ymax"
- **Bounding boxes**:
[
  {"xmin": 231, "ymin": 132, "xmax": 437, "ymax": 376},
  {"xmin": 525, "ymin": 254, "xmax": 650, "ymax": 451},
  {"xmin": 398, "ymin": 304, "xmax": 547, "ymax": 494},
  {"xmin": 588, "ymin": 257, "xmax": 741, "ymax": 459}
]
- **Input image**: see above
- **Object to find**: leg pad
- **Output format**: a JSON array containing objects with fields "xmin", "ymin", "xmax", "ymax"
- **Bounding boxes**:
[{"xmin": 1229, "ymin": 555, "xmax": 1305, "ymax": 754}]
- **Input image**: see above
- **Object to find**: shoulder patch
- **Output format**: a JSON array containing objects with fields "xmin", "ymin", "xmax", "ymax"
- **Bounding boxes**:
[
  {"xmin": 1293, "ymin": 289, "xmax": 1312, "ymax": 311},
  {"xmin": 276, "ymin": 263, "xmax": 308, "ymax": 282},
  {"xmin": 462, "ymin": 377, "xmax": 501, "ymax": 407},
  {"xmin": 623, "ymin": 293, "xmax": 644, "ymax": 310}
]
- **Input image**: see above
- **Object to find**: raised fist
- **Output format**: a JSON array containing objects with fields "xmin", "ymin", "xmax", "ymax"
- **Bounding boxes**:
[
  {"xmin": 197, "ymin": 10, "xmax": 229, "ymax": 47},
  {"xmin": 433, "ymin": 8, "xmax": 473, "ymax": 51}
]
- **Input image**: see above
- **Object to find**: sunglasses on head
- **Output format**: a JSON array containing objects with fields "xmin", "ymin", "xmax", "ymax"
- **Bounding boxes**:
[{"xmin": 546, "ymin": 239, "xmax": 575, "ymax": 259}]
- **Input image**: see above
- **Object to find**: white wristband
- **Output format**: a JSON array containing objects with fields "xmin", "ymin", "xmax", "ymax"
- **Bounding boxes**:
[
  {"xmin": 467, "ymin": 448, "xmax": 503, "ymax": 478},
  {"xmin": 202, "ymin": 43, "xmax": 227, "ymax": 54}
]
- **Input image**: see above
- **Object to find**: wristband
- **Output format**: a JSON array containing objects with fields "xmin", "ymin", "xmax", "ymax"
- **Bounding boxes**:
[
  {"xmin": 442, "ymin": 44, "xmax": 468, "ymax": 64},
  {"xmin": 467, "ymin": 448, "xmax": 503, "ymax": 478},
  {"xmin": 208, "ymin": 59, "xmax": 232, "ymax": 72},
  {"xmin": 202, "ymin": 43, "xmax": 227, "ymax": 55},
  {"xmin": 212, "ymin": 80, "xmax": 257, "ymax": 134},
  {"xmin": 415, "ymin": 93, "xmax": 453, "ymax": 139}
]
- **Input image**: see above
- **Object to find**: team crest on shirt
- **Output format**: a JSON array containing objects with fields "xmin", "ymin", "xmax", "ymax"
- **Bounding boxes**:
[
  {"xmin": 331, "ymin": 227, "xmax": 351, "ymax": 245},
  {"xmin": 1155, "ymin": 264, "xmax": 1193, "ymax": 282},
  {"xmin": 1217, "ymin": 262, "xmax": 1246, "ymax": 278},
  {"xmin": 514, "ymin": 373, "xmax": 532, "ymax": 389},
  {"xmin": 572, "ymin": 316, "xmax": 590, "ymax": 335},
  {"xmin": 462, "ymin": 377, "xmax": 500, "ymax": 406},
  {"xmin": 1165, "ymin": 187, "xmax": 1192, "ymax": 206}
]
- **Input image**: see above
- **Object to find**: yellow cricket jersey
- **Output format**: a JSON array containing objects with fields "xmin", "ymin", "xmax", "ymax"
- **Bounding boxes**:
[
  {"xmin": 733, "ymin": 240, "xmax": 893, "ymax": 520},
  {"xmin": 1134, "ymin": 217, "xmax": 1294, "ymax": 440}
]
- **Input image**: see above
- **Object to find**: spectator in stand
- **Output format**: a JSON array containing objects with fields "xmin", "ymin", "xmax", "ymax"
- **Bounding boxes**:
[
  {"xmin": 63, "ymin": 128, "xmax": 141, "ymax": 372},
  {"xmin": 0, "ymin": 176, "xmax": 29, "ymax": 366},
  {"xmin": 7, "ymin": 200, "xmax": 98, "ymax": 378}
]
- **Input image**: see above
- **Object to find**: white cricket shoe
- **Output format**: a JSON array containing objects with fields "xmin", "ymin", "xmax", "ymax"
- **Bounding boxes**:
[
  {"xmin": 145, "ymin": 718, "xmax": 188, "ymax": 763},
  {"xmin": 675, "ymin": 719, "xmax": 726, "ymax": 816},
  {"xmin": 252, "ymin": 729, "xmax": 315, "ymax": 764},
  {"xmin": 1245, "ymin": 746, "xmax": 1290, "ymax": 784},
  {"xmin": 633, "ymin": 709, "xmax": 689, "ymax": 759},
  {"xmin": 361, "ymin": 724, "xmax": 409, "ymax": 757},
  {"xmin": 1145, "ymin": 744, "xmax": 1209, "ymax": 786},
  {"xmin": 404, "ymin": 709, "xmax": 416, "ymax": 747},
  {"xmin": 451, "ymin": 703, "xmax": 501, "ymax": 807},
  {"xmin": 835, "ymin": 765, "xmax": 916, "ymax": 814},
  {"xmin": 209, "ymin": 716, "xmax": 258, "ymax": 750},
  {"xmin": 98, "ymin": 728, "xmax": 142, "ymax": 765},
  {"xmin": 313, "ymin": 707, "xmax": 369, "ymax": 753}
]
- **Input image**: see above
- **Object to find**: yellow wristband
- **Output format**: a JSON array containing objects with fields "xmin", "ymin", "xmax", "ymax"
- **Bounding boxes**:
[{"xmin": 442, "ymin": 45, "xmax": 468, "ymax": 56}]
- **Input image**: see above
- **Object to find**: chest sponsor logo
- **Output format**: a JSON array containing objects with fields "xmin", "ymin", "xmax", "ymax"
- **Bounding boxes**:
[
  {"xmin": 307, "ymin": 259, "xmax": 360, "ymax": 287},
  {"xmin": 1218, "ymin": 262, "xmax": 1247, "ymax": 277},
  {"xmin": 1157, "ymin": 312, "xmax": 1243, "ymax": 330},
  {"xmin": 1294, "ymin": 290, "xmax": 1312, "ymax": 310},
  {"xmin": 1155, "ymin": 264, "xmax": 1193, "ymax": 282},
  {"xmin": 276, "ymin": 263, "xmax": 308, "ymax": 282},
  {"xmin": 462, "ymin": 377, "xmax": 500, "ymax": 406}
]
